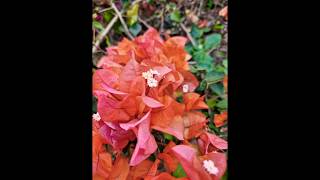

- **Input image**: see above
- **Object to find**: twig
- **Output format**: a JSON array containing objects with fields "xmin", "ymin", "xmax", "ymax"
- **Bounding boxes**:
[
  {"xmin": 92, "ymin": 15, "xmax": 118, "ymax": 54},
  {"xmin": 180, "ymin": 23, "xmax": 197, "ymax": 47},
  {"xmin": 138, "ymin": 17, "xmax": 151, "ymax": 29},
  {"xmin": 110, "ymin": 2, "xmax": 134, "ymax": 40},
  {"xmin": 98, "ymin": 7, "xmax": 112, "ymax": 13},
  {"xmin": 207, "ymin": 46, "xmax": 218, "ymax": 55},
  {"xmin": 197, "ymin": 0, "xmax": 204, "ymax": 16},
  {"xmin": 160, "ymin": 9, "xmax": 164, "ymax": 34}
]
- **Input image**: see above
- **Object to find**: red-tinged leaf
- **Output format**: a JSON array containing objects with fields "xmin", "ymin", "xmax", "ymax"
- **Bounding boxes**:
[
  {"xmin": 198, "ymin": 132, "xmax": 228, "ymax": 154},
  {"xmin": 141, "ymin": 96, "xmax": 164, "ymax": 108},
  {"xmin": 109, "ymin": 155, "xmax": 130, "ymax": 180},
  {"xmin": 130, "ymin": 111, "xmax": 157, "ymax": 166},
  {"xmin": 127, "ymin": 159, "xmax": 154, "ymax": 180}
]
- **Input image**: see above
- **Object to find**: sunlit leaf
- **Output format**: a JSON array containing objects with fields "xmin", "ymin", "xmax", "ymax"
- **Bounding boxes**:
[{"xmin": 127, "ymin": 4, "xmax": 139, "ymax": 26}]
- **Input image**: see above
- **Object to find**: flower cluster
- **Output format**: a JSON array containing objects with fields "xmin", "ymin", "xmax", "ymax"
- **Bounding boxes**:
[{"xmin": 92, "ymin": 28, "xmax": 227, "ymax": 180}]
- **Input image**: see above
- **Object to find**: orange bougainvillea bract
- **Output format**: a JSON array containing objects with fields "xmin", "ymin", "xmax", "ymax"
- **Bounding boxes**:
[{"xmin": 92, "ymin": 28, "xmax": 227, "ymax": 180}]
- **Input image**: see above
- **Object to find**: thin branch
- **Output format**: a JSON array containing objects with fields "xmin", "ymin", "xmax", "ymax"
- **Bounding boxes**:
[
  {"xmin": 180, "ymin": 23, "xmax": 197, "ymax": 47},
  {"xmin": 138, "ymin": 17, "xmax": 151, "ymax": 29},
  {"xmin": 160, "ymin": 9, "xmax": 164, "ymax": 34},
  {"xmin": 110, "ymin": 2, "xmax": 134, "ymax": 40},
  {"xmin": 197, "ymin": 0, "xmax": 204, "ymax": 16},
  {"xmin": 92, "ymin": 15, "xmax": 118, "ymax": 54},
  {"xmin": 98, "ymin": 7, "xmax": 112, "ymax": 13}
]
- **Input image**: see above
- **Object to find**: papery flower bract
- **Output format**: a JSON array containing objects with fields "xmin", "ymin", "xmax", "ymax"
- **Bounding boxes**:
[
  {"xmin": 171, "ymin": 145, "xmax": 227, "ymax": 180},
  {"xmin": 198, "ymin": 132, "xmax": 228, "ymax": 155},
  {"xmin": 92, "ymin": 28, "xmax": 217, "ymax": 171},
  {"xmin": 213, "ymin": 111, "xmax": 228, "ymax": 128}
]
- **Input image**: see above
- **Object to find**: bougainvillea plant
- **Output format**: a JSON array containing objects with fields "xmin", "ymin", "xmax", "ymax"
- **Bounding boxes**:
[{"xmin": 92, "ymin": 28, "xmax": 227, "ymax": 180}]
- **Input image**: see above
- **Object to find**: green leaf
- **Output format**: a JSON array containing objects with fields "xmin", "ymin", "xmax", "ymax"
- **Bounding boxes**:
[
  {"xmin": 216, "ymin": 99, "xmax": 228, "ymax": 109},
  {"xmin": 147, "ymin": 0, "xmax": 154, "ymax": 4},
  {"xmin": 213, "ymin": 24, "xmax": 225, "ymax": 30},
  {"xmin": 164, "ymin": 133, "xmax": 174, "ymax": 141},
  {"xmin": 223, "ymin": 59, "xmax": 228, "ymax": 74},
  {"xmin": 196, "ymin": 80, "xmax": 207, "ymax": 92},
  {"xmin": 214, "ymin": 64, "xmax": 225, "ymax": 73},
  {"xmin": 207, "ymin": 0, "xmax": 214, "ymax": 9},
  {"xmin": 93, "ymin": 21, "xmax": 104, "ymax": 31},
  {"xmin": 170, "ymin": 10, "xmax": 182, "ymax": 22},
  {"xmin": 193, "ymin": 50, "xmax": 214, "ymax": 72},
  {"xmin": 105, "ymin": 36, "xmax": 111, "ymax": 47},
  {"xmin": 223, "ymin": 59, "xmax": 228, "ymax": 68},
  {"xmin": 191, "ymin": 24, "xmax": 204, "ymax": 39},
  {"xmin": 185, "ymin": 43, "xmax": 194, "ymax": 55},
  {"xmin": 204, "ymin": 33, "xmax": 222, "ymax": 51},
  {"xmin": 221, "ymin": 171, "xmax": 228, "ymax": 180},
  {"xmin": 205, "ymin": 71, "xmax": 224, "ymax": 84},
  {"xmin": 172, "ymin": 164, "xmax": 187, "ymax": 178},
  {"xmin": 103, "ymin": 10, "xmax": 113, "ymax": 23},
  {"xmin": 210, "ymin": 83, "xmax": 224, "ymax": 96},
  {"xmin": 206, "ymin": 98, "xmax": 216, "ymax": 109},
  {"xmin": 126, "ymin": 4, "xmax": 139, "ymax": 26},
  {"xmin": 129, "ymin": 23, "xmax": 142, "ymax": 36}
]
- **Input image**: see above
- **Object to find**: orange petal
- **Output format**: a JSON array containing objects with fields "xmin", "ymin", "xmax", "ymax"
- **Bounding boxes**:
[
  {"xmin": 127, "ymin": 159, "xmax": 154, "ymax": 180},
  {"xmin": 95, "ymin": 152, "xmax": 113, "ymax": 178},
  {"xmin": 109, "ymin": 155, "xmax": 130, "ymax": 180},
  {"xmin": 180, "ymin": 70, "xmax": 199, "ymax": 92},
  {"xmin": 213, "ymin": 111, "xmax": 228, "ymax": 127}
]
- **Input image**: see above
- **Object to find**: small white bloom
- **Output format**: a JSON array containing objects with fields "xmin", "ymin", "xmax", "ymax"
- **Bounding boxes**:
[
  {"xmin": 142, "ymin": 71, "xmax": 153, "ymax": 80},
  {"xmin": 203, "ymin": 160, "xmax": 219, "ymax": 175},
  {"xmin": 149, "ymin": 69, "xmax": 160, "ymax": 76},
  {"xmin": 147, "ymin": 78, "xmax": 158, "ymax": 88},
  {"xmin": 182, "ymin": 84, "xmax": 189, "ymax": 93},
  {"xmin": 92, "ymin": 112, "xmax": 101, "ymax": 121}
]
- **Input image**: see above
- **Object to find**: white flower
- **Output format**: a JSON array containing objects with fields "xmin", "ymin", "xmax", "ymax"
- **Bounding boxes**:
[
  {"xmin": 182, "ymin": 84, "xmax": 189, "ymax": 93},
  {"xmin": 149, "ymin": 69, "xmax": 160, "ymax": 76},
  {"xmin": 142, "ymin": 69, "xmax": 160, "ymax": 88},
  {"xmin": 92, "ymin": 112, "xmax": 101, "ymax": 121},
  {"xmin": 147, "ymin": 78, "xmax": 158, "ymax": 88},
  {"xmin": 203, "ymin": 160, "xmax": 219, "ymax": 175},
  {"xmin": 142, "ymin": 71, "xmax": 153, "ymax": 80}
]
